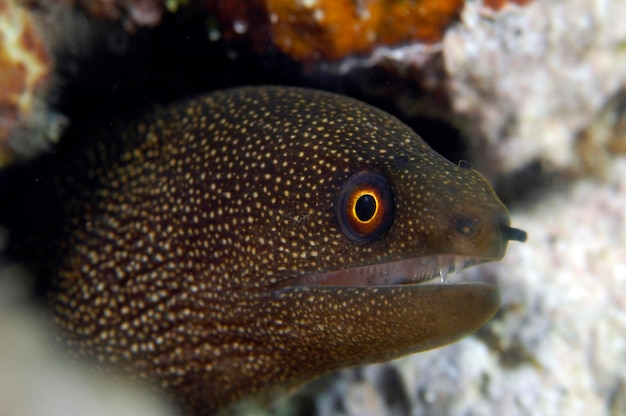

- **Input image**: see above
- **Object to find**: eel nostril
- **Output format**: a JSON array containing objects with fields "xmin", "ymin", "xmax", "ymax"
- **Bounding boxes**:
[
  {"xmin": 496, "ymin": 212, "xmax": 527, "ymax": 243},
  {"xmin": 501, "ymin": 225, "xmax": 528, "ymax": 243}
]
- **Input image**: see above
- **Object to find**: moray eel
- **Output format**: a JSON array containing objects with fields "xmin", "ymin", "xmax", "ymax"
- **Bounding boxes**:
[{"xmin": 2, "ymin": 86, "xmax": 526, "ymax": 415}]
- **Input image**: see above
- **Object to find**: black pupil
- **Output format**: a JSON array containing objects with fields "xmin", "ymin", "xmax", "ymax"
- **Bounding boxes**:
[{"xmin": 355, "ymin": 194, "xmax": 377, "ymax": 222}]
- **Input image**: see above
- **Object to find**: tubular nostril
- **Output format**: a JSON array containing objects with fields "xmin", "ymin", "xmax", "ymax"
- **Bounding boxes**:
[
  {"xmin": 501, "ymin": 225, "xmax": 528, "ymax": 243},
  {"xmin": 496, "ymin": 212, "xmax": 527, "ymax": 243}
]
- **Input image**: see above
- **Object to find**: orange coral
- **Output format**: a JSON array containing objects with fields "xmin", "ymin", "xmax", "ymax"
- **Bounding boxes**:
[
  {"xmin": 0, "ymin": 0, "xmax": 50, "ymax": 149},
  {"xmin": 269, "ymin": 0, "xmax": 464, "ymax": 60},
  {"xmin": 201, "ymin": 0, "xmax": 465, "ymax": 61},
  {"xmin": 483, "ymin": 0, "xmax": 532, "ymax": 11},
  {"xmin": 199, "ymin": 0, "xmax": 540, "ymax": 61}
]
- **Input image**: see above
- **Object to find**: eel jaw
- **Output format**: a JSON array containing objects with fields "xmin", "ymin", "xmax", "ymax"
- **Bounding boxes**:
[{"xmin": 293, "ymin": 255, "xmax": 488, "ymax": 287}]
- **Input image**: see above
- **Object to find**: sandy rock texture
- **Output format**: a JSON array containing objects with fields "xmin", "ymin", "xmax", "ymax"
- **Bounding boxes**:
[{"xmin": 443, "ymin": 0, "xmax": 626, "ymax": 176}]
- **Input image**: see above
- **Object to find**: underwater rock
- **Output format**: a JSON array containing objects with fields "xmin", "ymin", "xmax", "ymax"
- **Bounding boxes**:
[
  {"xmin": 443, "ymin": 0, "xmax": 626, "ymax": 177},
  {"xmin": 0, "ymin": 0, "xmax": 53, "ymax": 166},
  {"xmin": 200, "ymin": 0, "xmax": 466, "ymax": 61}
]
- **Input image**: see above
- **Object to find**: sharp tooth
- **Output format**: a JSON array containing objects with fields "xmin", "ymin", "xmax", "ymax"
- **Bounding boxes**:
[
  {"xmin": 454, "ymin": 256, "xmax": 465, "ymax": 274},
  {"xmin": 440, "ymin": 267, "xmax": 449, "ymax": 284}
]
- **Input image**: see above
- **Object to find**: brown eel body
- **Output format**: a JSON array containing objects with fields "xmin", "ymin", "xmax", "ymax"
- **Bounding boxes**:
[{"xmin": 1, "ymin": 86, "xmax": 526, "ymax": 415}]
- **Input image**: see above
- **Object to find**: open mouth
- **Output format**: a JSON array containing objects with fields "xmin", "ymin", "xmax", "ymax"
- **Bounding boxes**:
[
  {"xmin": 286, "ymin": 226, "xmax": 526, "ymax": 288},
  {"xmin": 292, "ymin": 255, "xmax": 488, "ymax": 287}
]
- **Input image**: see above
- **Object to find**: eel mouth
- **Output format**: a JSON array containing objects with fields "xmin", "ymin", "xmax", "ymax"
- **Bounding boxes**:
[
  {"xmin": 288, "ymin": 226, "xmax": 526, "ymax": 288},
  {"xmin": 293, "ymin": 255, "xmax": 488, "ymax": 287}
]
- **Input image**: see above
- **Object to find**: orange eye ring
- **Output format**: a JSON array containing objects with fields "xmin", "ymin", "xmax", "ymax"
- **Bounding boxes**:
[
  {"xmin": 337, "ymin": 171, "xmax": 394, "ymax": 242},
  {"xmin": 347, "ymin": 188, "xmax": 383, "ymax": 234},
  {"xmin": 351, "ymin": 190, "xmax": 379, "ymax": 223}
]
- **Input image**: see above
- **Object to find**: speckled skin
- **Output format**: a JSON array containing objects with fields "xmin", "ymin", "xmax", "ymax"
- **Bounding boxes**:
[{"xmin": 4, "ymin": 87, "xmax": 516, "ymax": 415}]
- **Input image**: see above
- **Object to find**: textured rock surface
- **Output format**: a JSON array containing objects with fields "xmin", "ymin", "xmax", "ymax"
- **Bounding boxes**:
[
  {"xmin": 443, "ymin": 0, "xmax": 626, "ymax": 175},
  {"xmin": 0, "ymin": 0, "xmax": 55, "ymax": 166}
]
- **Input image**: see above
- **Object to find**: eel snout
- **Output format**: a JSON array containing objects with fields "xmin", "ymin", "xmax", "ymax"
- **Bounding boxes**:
[{"xmin": 292, "ymin": 212, "xmax": 527, "ymax": 288}]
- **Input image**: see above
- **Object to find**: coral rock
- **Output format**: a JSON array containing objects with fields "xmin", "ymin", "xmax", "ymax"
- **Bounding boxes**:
[
  {"xmin": 201, "ymin": 0, "xmax": 465, "ymax": 61},
  {"xmin": 483, "ymin": 0, "xmax": 532, "ymax": 11},
  {"xmin": 0, "ymin": 0, "xmax": 51, "ymax": 161}
]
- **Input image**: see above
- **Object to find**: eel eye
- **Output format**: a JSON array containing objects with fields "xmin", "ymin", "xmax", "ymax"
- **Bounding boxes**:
[{"xmin": 337, "ymin": 171, "xmax": 394, "ymax": 242}]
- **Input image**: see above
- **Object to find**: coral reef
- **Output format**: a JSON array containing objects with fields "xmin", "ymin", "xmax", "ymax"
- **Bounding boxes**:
[
  {"xmin": 576, "ymin": 90, "xmax": 626, "ymax": 178},
  {"xmin": 67, "ymin": 0, "xmax": 468, "ymax": 61},
  {"xmin": 251, "ymin": 0, "xmax": 465, "ymax": 60},
  {"xmin": 483, "ymin": 0, "xmax": 531, "ymax": 12},
  {"xmin": 443, "ymin": 0, "xmax": 626, "ymax": 177},
  {"xmin": 33, "ymin": 0, "xmax": 172, "ymax": 29},
  {"xmin": 0, "ymin": 0, "xmax": 52, "ymax": 165}
]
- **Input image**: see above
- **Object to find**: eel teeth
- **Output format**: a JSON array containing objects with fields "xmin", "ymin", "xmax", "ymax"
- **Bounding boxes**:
[{"xmin": 294, "ymin": 255, "xmax": 487, "ymax": 287}]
